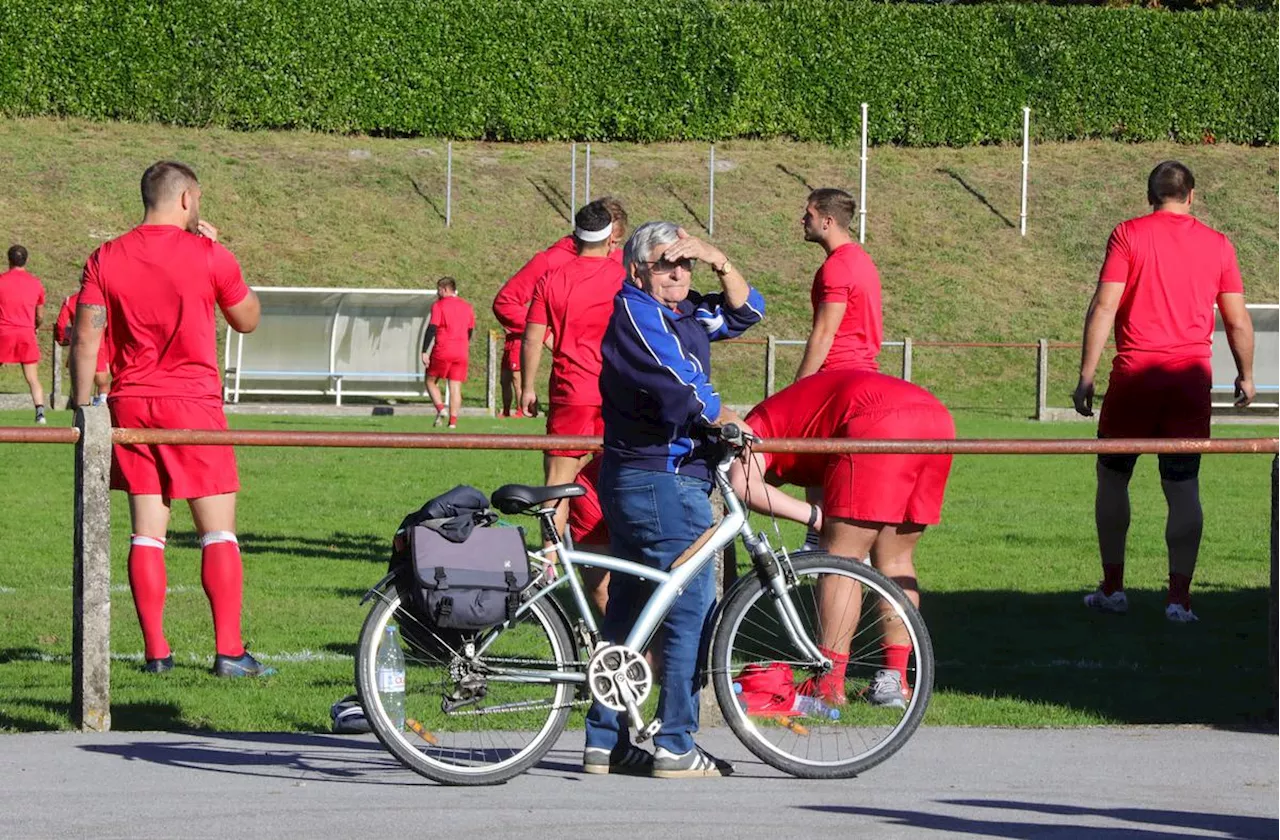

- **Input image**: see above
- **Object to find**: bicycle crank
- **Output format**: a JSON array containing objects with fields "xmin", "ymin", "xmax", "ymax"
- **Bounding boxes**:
[{"xmin": 586, "ymin": 644, "xmax": 652, "ymax": 712}]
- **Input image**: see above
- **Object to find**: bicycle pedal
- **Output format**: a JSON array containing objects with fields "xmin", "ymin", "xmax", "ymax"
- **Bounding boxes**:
[{"xmin": 637, "ymin": 718, "xmax": 662, "ymax": 742}]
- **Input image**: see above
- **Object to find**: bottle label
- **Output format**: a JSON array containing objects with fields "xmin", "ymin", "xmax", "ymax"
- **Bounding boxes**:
[{"xmin": 377, "ymin": 668, "xmax": 405, "ymax": 693}]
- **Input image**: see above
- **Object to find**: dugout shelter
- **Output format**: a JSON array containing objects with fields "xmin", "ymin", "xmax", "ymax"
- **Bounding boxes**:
[
  {"xmin": 1212, "ymin": 303, "xmax": 1278, "ymax": 411},
  {"xmin": 222, "ymin": 287, "xmax": 436, "ymax": 405}
]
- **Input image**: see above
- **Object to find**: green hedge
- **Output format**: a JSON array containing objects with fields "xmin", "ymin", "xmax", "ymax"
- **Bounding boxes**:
[{"xmin": 0, "ymin": 0, "xmax": 1273, "ymax": 145}]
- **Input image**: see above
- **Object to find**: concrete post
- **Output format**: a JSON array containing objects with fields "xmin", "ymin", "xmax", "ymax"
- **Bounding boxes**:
[
  {"xmin": 902, "ymin": 337, "xmax": 913, "ymax": 382},
  {"xmin": 73, "ymin": 406, "xmax": 112, "ymax": 732},
  {"xmin": 1036, "ymin": 339, "xmax": 1049, "ymax": 422},
  {"xmin": 764, "ymin": 335, "xmax": 777, "ymax": 398},
  {"xmin": 51, "ymin": 337, "xmax": 64, "ymax": 409},
  {"xmin": 486, "ymin": 330, "xmax": 497, "ymax": 417}
]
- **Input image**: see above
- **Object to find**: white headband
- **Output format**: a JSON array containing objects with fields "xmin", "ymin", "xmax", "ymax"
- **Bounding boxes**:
[{"xmin": 574, "ymin": 223, "xmax": 613, "ymax": 243}]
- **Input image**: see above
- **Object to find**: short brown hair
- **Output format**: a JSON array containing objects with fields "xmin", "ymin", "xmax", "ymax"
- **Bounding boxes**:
[
  {"xmin": 599, "ymin": 195, "xmax": 628, "ymax": 232},
  {"xmin": 141, "ymin": 161, "xmax": 199, "ymax": 210},
  {"xmin": 7, "ymin": 245, "xmax": 28, "ymax": 267},
  {"xmin": 1147, "ymin": 161, "xmax": 1194, "ymax": 207},
  {"xmin": 807, "ymin": 188, "xmax": 856, "ymax": 229},
  {"xmin": 437, "ymin": 276, "xmax": 458, "ymax": 293}
]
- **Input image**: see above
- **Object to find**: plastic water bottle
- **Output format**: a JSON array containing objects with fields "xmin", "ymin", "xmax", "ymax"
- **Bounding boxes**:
[
  {"xmin": 376, "ymin": 624, "xmax": 406, "ymax": 730},
  {"xmin": 791, "ymin": 694, "xmax": 840, "ymax": 721}
]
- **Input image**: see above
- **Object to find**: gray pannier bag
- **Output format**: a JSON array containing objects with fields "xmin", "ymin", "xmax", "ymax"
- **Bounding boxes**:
[{"xmin": 409, "ymin": 524, "xmax": 533, "ymax": 631}]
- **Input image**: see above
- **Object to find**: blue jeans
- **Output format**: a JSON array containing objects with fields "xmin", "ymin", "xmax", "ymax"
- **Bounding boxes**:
[{"xmin": 584, "ymin": 464, "xmax": 715, "ymax": 756}]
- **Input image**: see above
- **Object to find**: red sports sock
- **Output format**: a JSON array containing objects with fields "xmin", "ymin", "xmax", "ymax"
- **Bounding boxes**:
[
  {"xmin": 884, "ymin": 644, "xmax": 913, "ymax": 688},
  {"xmin": 816, "ymin": 645, "xmax": 849, "ymax": 700},
  {"xmin": 201, "ymin": 534, "xmax": 245, "ymax": 658},
  {"xmin": 449, "ymin": 415, "xmax": 458, "ymax": 424},
  {"xmin": 1101, "ymin": 563, "xmax": 1125, "ymax": 596},
  {"xmin": 433, "ymin": 402, "xmax": 444, "ymax": 414},
  {"xmin": 127, "ymin": 537, "xmax": 170, "ymax": 661},
  {"xmin": 1167, "ymin": 573, "xmax": 1192, "ymax": 609}
]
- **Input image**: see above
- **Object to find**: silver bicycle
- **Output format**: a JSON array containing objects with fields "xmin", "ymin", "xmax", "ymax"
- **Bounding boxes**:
[{"xmin": 355, "ymin": 426, "xmax": 933, "ymax": 785}]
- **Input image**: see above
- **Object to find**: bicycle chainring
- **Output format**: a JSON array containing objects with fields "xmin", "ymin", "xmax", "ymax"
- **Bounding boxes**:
[{"xmin": 586, "ymin": 644, "xmax": 652, "ymax": 712}]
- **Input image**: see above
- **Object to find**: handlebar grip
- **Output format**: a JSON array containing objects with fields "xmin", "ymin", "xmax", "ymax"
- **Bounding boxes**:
[{"xmin": 721, "ymin": 423, "xmax": 742, "ymax": 443}]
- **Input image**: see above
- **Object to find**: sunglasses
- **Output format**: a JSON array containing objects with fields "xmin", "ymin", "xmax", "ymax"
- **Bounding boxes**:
[{"xmin": 643, "ymin": 257, "xmax": 694, "ymax": 274}]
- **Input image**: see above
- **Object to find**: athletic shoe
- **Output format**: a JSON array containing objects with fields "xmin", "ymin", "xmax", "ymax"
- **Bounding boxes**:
[
  {"xmin": 448, "ymin": 419, "xmax": 457, "ymax": 429},
  {"xmin": 1165, "ymin": 603, "xmax": 1200, "ymax": 623},
  {"xmin": 864, "ymin": 669, "xmax": 908, "ymax": 710},
  {"xmin": 651, "ymin": 745, "xmax": 734, "ymax": 779},
  {"xmin": 1083, "ymin": 588, "xmax": 1129, "ymax": 614},
  {"xmin": 582, "ymin": 744, "xmax": 654, "ymax": 775},
  {"xmin": 213, "ymin": 651, "xmax": 276, "ymax": 678},
  {"xmin": 142, "ymin": 655, "xmax": 174, "ymax": 674},
  {"xmin": 432, "ymin": 412, "xmax": 444, "ymax": 428},
  {"xmin": 330, "ymin": 694, "xmax": 373, "ymax": 734},
  {"xmin": 34, "ymin": 411, "xmax": 46, "ymax": 426},
  {"xmin": 797, "ymin": 677, "xmax": 847, "ymax": 707}
]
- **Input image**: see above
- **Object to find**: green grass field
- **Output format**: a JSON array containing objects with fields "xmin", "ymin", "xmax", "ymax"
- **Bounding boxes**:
[
  {"xmin": 0, "ymin": 409, "xmax": 1273, "ymax": 733},
  {"xmin": 0, "ymin": 119, "xmax": 1275, "ymax": 413}
]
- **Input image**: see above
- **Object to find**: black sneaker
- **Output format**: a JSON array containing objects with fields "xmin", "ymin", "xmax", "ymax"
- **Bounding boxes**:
[
  {"xmin": 651, "ymin": 745, "xmax": 735, "ymax": 779},
  {"xmin": 582, "ymin": 744, "xmax": 654, "ymax": 776},
  {"xmin": 213, "ymin": 651, "xmax": 276, "ymax": 678},
  {"xmin": 142, "ymin": 656, "xmax": 174, "ymax": 674}
]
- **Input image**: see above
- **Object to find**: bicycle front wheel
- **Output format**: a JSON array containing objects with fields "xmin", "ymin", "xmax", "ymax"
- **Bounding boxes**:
[
  {"xmin": 355, "ymin": 586, "xmax": 577, "ymax": 785},
  {"xmin": 711, "ymin": 553, "xmax": 934, "ymax": 779}
]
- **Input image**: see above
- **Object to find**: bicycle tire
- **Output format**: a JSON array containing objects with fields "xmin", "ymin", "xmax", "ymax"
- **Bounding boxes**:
[
  {"xmin": 710, "ymin": 553, "xmax": 934, "ymax": 779},
  {"xmin": 355, "ymin": 586, "xmax": 576, "ymax": 785}
]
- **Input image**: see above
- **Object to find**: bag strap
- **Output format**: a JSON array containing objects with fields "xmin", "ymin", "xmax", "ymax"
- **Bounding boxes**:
[
  {"xmin": 505, "ymin": 570, "xmax": 519, "ymax": 620},
  {"xmin": 434, "ymin": 567, "xmax": 449, "ymax": 589}
]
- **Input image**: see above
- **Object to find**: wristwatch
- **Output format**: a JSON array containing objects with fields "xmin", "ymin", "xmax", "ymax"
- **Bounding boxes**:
[{"xmin": 713, "ymin": 258, "xmax": 733, "ymax": 276}]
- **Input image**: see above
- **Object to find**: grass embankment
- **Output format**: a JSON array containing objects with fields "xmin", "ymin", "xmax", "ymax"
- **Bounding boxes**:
[
  {"xmin": 0, "ymin": 119, "xmax": 1275, "ymax": 413},
  {"xmin": 0, "ymin": 409, "xmax": 1272, "ymax": 732}
]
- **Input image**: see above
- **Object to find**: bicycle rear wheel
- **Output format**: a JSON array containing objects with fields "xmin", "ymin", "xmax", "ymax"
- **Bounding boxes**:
[
  {"xmin": 355, "ymin": 586, "xmax": 577, "ymax": 785},
  {"xmin": 710, "ymin": 553, "xmax": 933, "ymax": 779}
]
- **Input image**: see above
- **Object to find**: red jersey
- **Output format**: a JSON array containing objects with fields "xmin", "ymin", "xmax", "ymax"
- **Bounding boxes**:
[
  {"xmin": 79, "ymin": 225, "xmax": 249, "ymax": 403},
  {"xmin": 1100, "ymin": 211, "xmax": 1244, "ymax": 373},
  {"xmin": 493, "ymin": 237, "xmax": 577, "ymax": 337},
  {"xmin": 428, "ymin": 295, "xmax": 475, "ymax": 360},
  {"xmin": 526, "ymin": 254, "xmax": 626, "ymax": 406},
  {"xmin": 811, "ymin": 243, "xmax": 882, "ymax": 372},
  {"xmin": 55, "ymin": 293, "xmax": 77, "ymax": 344},
  {"xmin": 0, "ymin": 268, "xmax": 46, "ymax": 332},
  {"xmin": 746, "ymin": 369, "xmax": 944, "ymax": 486}
]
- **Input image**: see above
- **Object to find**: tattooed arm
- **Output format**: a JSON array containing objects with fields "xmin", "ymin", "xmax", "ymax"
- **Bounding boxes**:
[{"xmin": 70, "ymin": 304, "xmax": 107, "ymax": 406}]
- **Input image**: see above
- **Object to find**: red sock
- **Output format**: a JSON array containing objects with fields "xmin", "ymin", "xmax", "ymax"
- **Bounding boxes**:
[
  {"xmin": 816, "ymin": 645, "xmax": 849, "ymax": 699},
  {"xmin": 1101, "ymin": 563, "xmax": 1125, "ymax": 596},
  {"xmin": 449, "ymin": 415, "xmax": 458, "ymax": 425},
  {"xmin": 1167, "ymin": 573, "xmax": 1192, "ymax": 609},
  {"xmin": 127, "ymin": 537, "xmax": 170, "ymax": 660},
  {"xmin": 433, "ymin": 402, "xmax": 444, "ymax": 414},
  {"xmin": 884, "ymin": 644, "xmax": 912, "ymax": 688},
  {"xmin": 201, "ymin": 534, "xmax": 245, "ymax": 658}
]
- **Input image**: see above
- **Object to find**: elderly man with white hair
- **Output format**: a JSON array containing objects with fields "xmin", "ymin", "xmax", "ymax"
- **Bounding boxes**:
[{"xmin": 582, "ymin": 222, "xmax": 765, "ymax": 779}]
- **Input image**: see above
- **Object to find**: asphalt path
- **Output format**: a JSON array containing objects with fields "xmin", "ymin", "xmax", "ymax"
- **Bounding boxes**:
[{"xmin": 1, "ymin": 726, "xmax": 1275, "ymax": 839}]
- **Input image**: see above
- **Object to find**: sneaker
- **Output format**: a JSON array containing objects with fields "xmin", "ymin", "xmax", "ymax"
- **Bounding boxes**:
[
  {"xmin": 582, "ymin": 744, "xmax": 654, "ymax": 776},
  {"xmin": 35, "ymin": 411, "xmax": 46, "ymax": 426},
  {"xmin": 864, "ymin": 669, "xmax": 908, "ymax": 710},
  {"xmin": 432, "ymin": 412, "xmax": 444, "ymax": 428},
  {"xmin": 797, "ymin": 677, "xmax": 847, "ymax": 708},
  {"xmin": 330, "ymin": 694, "xmax": 373, "ymax": 734},
  {"xmin": 448, "ymin": 420, "xmax": 457, "ymax": 429},
  {"xmin": 1083, "ymin": 588, "xmax": 1128, "ymax": 614},
  {"xmin": 142, "ymin": 655, "xmax": 174, "ymax": 674},
  {"xmin": 651, "ymin": 745, "xmax": 734, "ymax": 779},
  {"xmin": 1165, "ymin": 603, "xmax": 1200, "ymax": 623},
  {"xmin": 213, "ymin": 651, "xmax": 276, "ymax": 678}
]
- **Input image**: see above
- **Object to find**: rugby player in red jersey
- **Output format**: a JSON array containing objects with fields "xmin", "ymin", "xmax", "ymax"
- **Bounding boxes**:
[
  {"xmin": 55, "ymin": 290, "xmax": 111, "ymax": 405},
  {"xmin": 729, "ymin": 369, "xmax": 955, "ymax": 709},
  {"xmin": 520, "ymin": 200, "xmax": 627, "ymax": 576},
  {"xmin": 71, "ymin": 161, "xmax": 269, "ymax": 677},
  {"xmin": 0, "ymin": 245, "xmax": 48, "ymax": 424},
  {"xmin": 492, "ymin": 198, "xmax": 628, "ymax": 417},
  {"xmin": 1073, "ymin": 160, "xmax": 1255, "ymax": 624},
  {"xmin": 422, "ymin": 277, "xmax": 475, "ymax": 429}
]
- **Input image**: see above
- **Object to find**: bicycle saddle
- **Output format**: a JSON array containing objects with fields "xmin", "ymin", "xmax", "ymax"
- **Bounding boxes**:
[{"xmin": 490, "ymin": 483, "xmax": 587, "ymax": 514}]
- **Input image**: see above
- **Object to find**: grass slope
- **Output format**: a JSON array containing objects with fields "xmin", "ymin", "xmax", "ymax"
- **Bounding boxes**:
[
  {"xmin": 0, "ymin": 409, "xmax": 1273, "ymax": 732},
  {"xmin": 0, "ymin": 119, "xmax": 1275, "ymax": 413}
]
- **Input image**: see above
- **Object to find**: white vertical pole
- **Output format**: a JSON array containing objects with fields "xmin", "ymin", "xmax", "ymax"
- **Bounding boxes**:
[
  {"xmin": 858, "ymin": 102, "xmax": 868, "ymax": 244},
  {"xmin": 1020, "ymin": 107, "xmax": 1030, "ymax": 237},
  {"xmin": 445, "ymin": 141, "xmax": 453, "ymax": 228},
  {"xmin": 585, "ymin": 143, "xmax": 592, "ymax": 202},
  {"xmin": 709, "ymin": 144, "xmax": 716, "ymax": 237},
  {"xmin": 571, "ymin": 142, "xmax": 577, "ymax": 211}
]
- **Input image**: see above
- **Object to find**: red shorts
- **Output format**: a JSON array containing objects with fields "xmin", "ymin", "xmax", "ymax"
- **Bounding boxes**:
[
  {"xmin": 502, "ymin": 335, "xmax": 522, "ymax": 372},
  {"xmin": 763, "ymin": 405, "xmax": 955, "ymax": 526},
  {"xmin": 1099, "ymin": 360, "xmax": 1211, "ymax": 440},
  {"xmin": 59, "ymin": 337, "xmax": 108, "ymax": 372},
  {"xmin": 0, "ymin": 330, "xmax": 39, "ymax": 364},
  {"xmin": 427, "ymin": 355, "xmax": 468, "ymax": 382},
  {"xmin": 109, "ymin": 397, "xmax": 239, "ymax": 500},
  {"xmin": 546, "ymin": 403, "xmax": 603, "ymax": 458},
  {"xmin": 568, "ymin": 457, "xmax": 609, "ymax": 546}
]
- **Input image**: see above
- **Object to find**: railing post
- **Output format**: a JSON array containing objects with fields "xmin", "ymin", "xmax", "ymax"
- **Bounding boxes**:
[
  {"xmin": 73, "ymin": 406, "xmax": 111, "ymax": 732},
  {"xmin": 1270, "ymin": 455, "xmax": 1277, "ymax": 720},
  {"xmin": 764, "ymin": 335, "xmax": 777, "ymax": 398},
  {"xmin": 486, "ymin": 330, "xmax": 497, "ymax": 417},
  {"xmin": 51, "ymin": 336, "xmax": 64, "ymax": 409},
  {"xmin": 902, "ymin": 337, "xmax": 913, "ymax": 382},
  {"xmin": 1035, "ymin": 339, "xmax": 1049, "ymax": 421}
]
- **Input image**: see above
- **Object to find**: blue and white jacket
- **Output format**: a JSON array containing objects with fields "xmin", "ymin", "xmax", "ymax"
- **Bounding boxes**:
[{"xmin": 600, "ymin": 281, "xmax": 765, "ymax": 481}]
